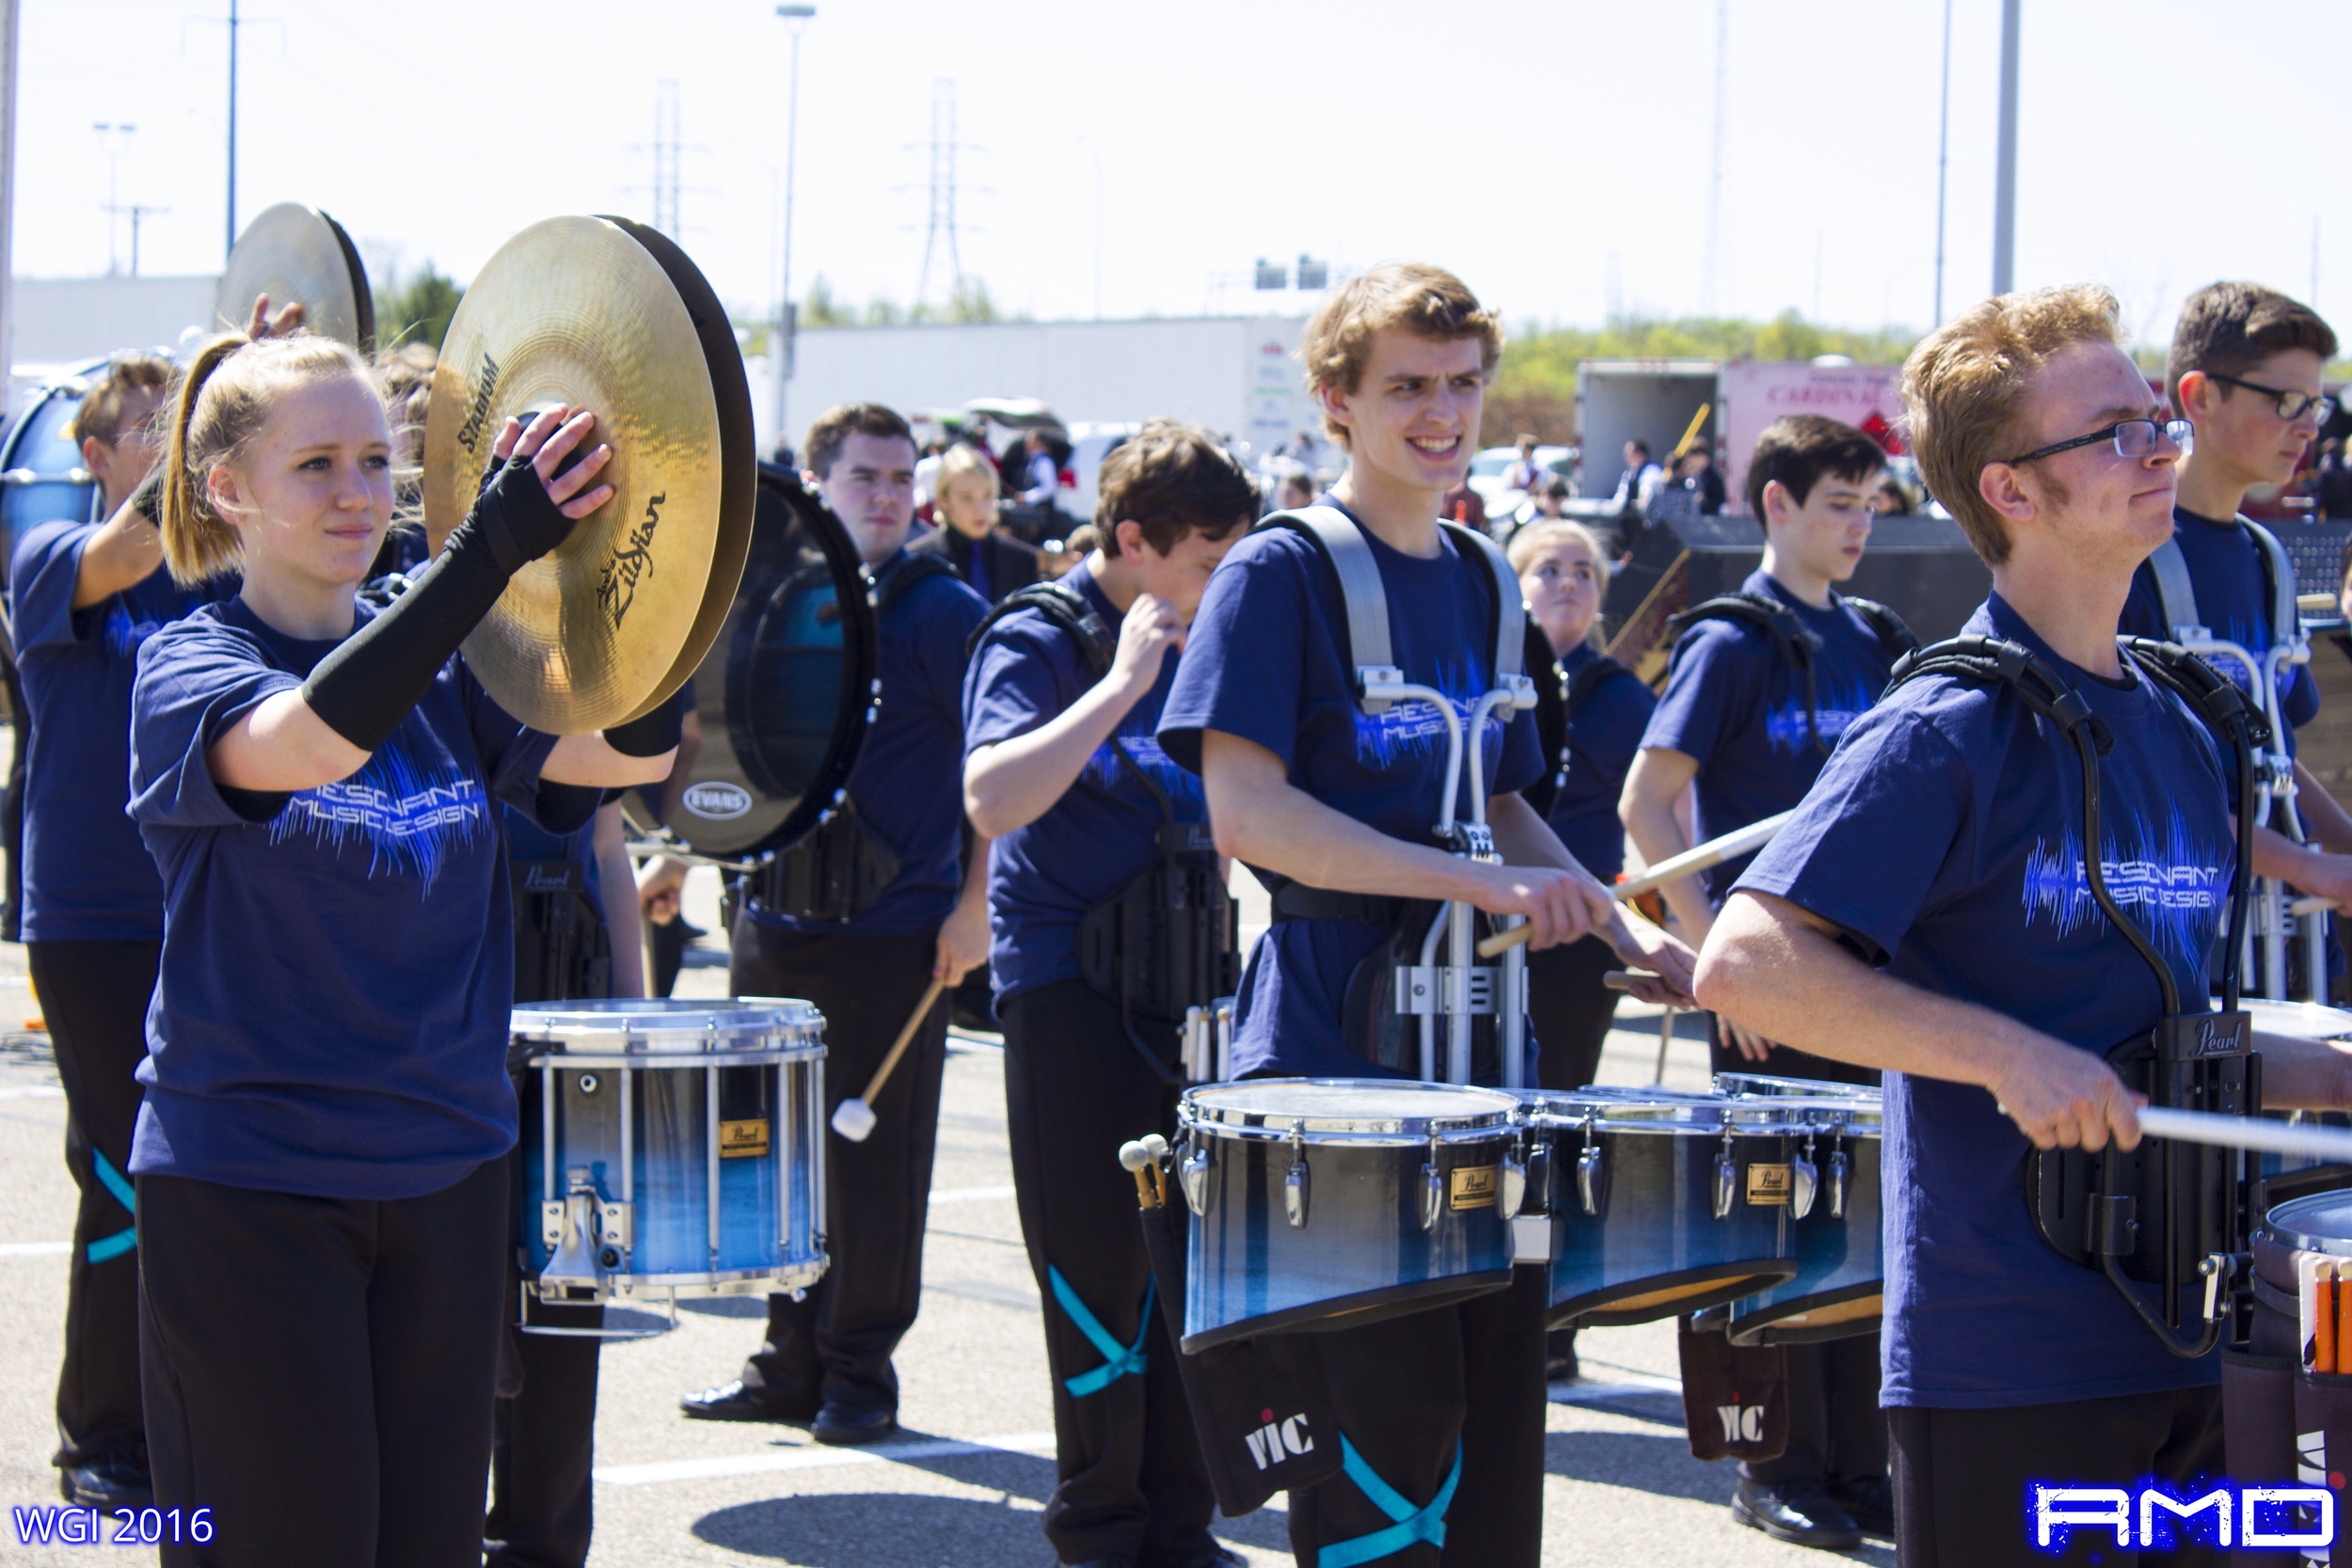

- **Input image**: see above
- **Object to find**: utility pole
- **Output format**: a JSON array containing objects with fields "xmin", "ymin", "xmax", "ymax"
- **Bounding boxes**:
[
  {"xmin": 774, "ymin": 3, "xmax": 814, "ymax": 457},
  {"xmin": 651, "ymin": 80, "xmax": 680, "ymax": 238},
  {"xmin": 1701, "ymin": 0, "xmax": 1727, "ymax": 315},
  {"xmin": 1992, "ymin": 0, "xmax": 2021, "ymax": 295},
  {"xmin": 1933, "ymin": 0, "xmax": 1952, "ymax": 324},
  {"xmin": 225, "ymin": 0, "xmax": 238, "ymax": 260},
  {"xmin": 93, "ymin": 122, "xmax": 135, "ymax": 276},
  {"xmin": 0, "ymin": 0, "xmax": 19, "ymax": 413},
  {"xmin": 119, "ymin": 204, "xmax": 166, "ymax": 277}
]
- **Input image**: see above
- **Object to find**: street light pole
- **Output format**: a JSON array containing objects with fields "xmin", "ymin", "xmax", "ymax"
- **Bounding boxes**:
[
  {"xmin": 1992, "ymin": 0, "xmax": 2021, "ymax": 295},
  {"xmin": 774, "ymin": 3, "xmax": 815, "ymax": 462},
  {"xmin": 1932, "ymin": 0, "xmax": 1951, "ymax": 325},
  {"xmin": 225, "ymin": 0, "xmax": 239, "ymax": 261}
]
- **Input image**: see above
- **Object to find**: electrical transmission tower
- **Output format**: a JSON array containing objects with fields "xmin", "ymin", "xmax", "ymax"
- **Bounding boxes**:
[
  {"xmin": 652, "ymin": 79, "xmax": 681, "ymax": 239},
  {"xmin": 915, "ymin": 79, "xmax": 972, "ymax": 309}
]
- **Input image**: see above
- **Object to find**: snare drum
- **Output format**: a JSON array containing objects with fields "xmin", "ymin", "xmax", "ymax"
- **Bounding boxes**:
[
  {"xmin": 515, "ymin": 999, "xmax": 827, "ymax": 1318},
  {"xmin": 2252, "ymin": 1188, "xmax": 2352, "ymax": 1358},
  {"xmin": 1176, "ymin": 1079, "xmax": 1520, "ymax": 1353},
  {"xmin": 1715, "ymin": 1087, "xmax": 1883, "ymax": 1347},
  {"xmin": 1524, "ymin": 1091, "xmax": 1799, "ymax": 1328}
]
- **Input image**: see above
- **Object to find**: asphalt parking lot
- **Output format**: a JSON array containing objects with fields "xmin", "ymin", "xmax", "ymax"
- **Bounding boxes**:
[{"xmin": 0, "ymin": 895, "xmax": 1892, "ymax": 1566}]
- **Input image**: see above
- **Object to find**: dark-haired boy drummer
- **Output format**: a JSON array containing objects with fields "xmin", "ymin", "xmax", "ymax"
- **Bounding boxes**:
[
  {"xmin": 962, "ymin": 419, "xmax": 1254, "ymax": 1568},
  {"xmin": 1619, "ymin": 413, "xmax": 1906, "ymax": 1548},
  {"xmin": 1698, "ymin": 284, "xmax": 2352, "ymax": 1566},
  {"xmin": 10, "ymin": 353, "xmax": 227, "ymax": 1510},
  {"xmin": 2119, "ymin": 283, "xmax": 2352, "ymax": 936},
  {"xmin": 681, "ymin": 403, "xmax": 993, "ymax": 1443},
  {"xmin": 1159, "ymin": 263, "xmax": 1694, "ymax": 1567}
]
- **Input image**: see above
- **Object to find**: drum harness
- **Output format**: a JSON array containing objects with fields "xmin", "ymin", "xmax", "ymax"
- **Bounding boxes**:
[
  {"xmin": 747, "ymin": 548, "xmax": 961, "ymax": 924},
  {"xmin": 1249, "ymin": 506, "xmax": 1539, "ymax": 1087},
  {"xmin": 2143, "ymin": 519, "xmax": 2327, "ymax": 1004},
  {"xmin": 1884, "ymin": 631, "xmax": 2266, "ymax": 1356},
  {"xmin": 962, "ymin": 579, "xmax": 1239, "ymax": 1085},
  {"xmin": 1665, "ymin": 586, "xmax": 1917, "ymax": 758}
]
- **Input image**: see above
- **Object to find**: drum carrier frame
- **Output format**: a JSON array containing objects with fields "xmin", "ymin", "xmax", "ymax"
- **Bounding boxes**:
[
  {"xmin": 2143, "ymin": 521, "xmax": 2328, "ymax": 1005},
  {"xmin": 1885, "ymin": 631, "xmax": 2266, "ymax": 1356}
]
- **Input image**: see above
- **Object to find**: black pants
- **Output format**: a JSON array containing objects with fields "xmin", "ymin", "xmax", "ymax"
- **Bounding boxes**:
[
  {"xmin": 137, "ymin": 1159, "xmax": 509, "ymax": 1568},
  {"xmin": 1002, "ymin": 981, "xmax": 1216, "ymax": 1565},
  {"xmin": 1704, "ymin": 1019, "xmax": 1886, "ymax": 1488},
  {"xmin": 731, "ymin": 920, "xmax": 947, "ymax": 1413},
  {"xmin": 486, "ymin": 1123, "xmax": 603, "ymax": 1568},
  {"xmin": 1287, "ymin": 1268, "xmax": 1549, "ymax": 1567},
  {"xmin": 1889, "ymin": 1386, "xmax": 2225, "ymax": 1567},
  {"xmin": 35, "ymin": 939, "xmax": 159, "ymax": 1472},
  {"xmin": 1740, "ymin": 1333, "xmax": 1887, "ymax": 1487},
  {"xmin": 1527, "ymin": 934, "xmax": 1621, "ymax": 1091}
]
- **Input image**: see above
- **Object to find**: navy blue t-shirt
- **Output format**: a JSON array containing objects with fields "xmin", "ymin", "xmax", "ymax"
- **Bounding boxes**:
[
  {"xmin": 127, "ymin": 596, "xmax": 592, "ymax": 1200},
  {"xmin": 1158, "ymin": 514, "xmax": 1543, "ymax": 1078},
  {"xmin": 2120, "ymin": 506, "xmax": 2320, "ymax": 754},
  {"xmin": 505, "ymin": 802, "xmax": 604, "ymax": 919},
  {"xmin": 1546, "ymin": 645, "xmax": 1654, "ymax": 883},
  {"xmin": 963, "ymin": 561, "xmax": 1205, "ymax": 1006},
  {"xmin": 9, "ymin": 519, "xmax": 231, "ymax": 941},
  {"xmin": 1642, "ymin": 570, "xmax": 1900, "ymax": 903},
  {"xmin": 1737, "ymin": 593, "xmax": 2234, "ymax": 1409},
  {"xmin": 745, "ymin": 551, "xmax": 988, "ymax": 936}
]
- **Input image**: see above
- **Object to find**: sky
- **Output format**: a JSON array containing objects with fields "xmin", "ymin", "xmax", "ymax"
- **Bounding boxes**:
[{"xmin": 8, "ymin": 0, "xmax": 2337, "ymax": 350}]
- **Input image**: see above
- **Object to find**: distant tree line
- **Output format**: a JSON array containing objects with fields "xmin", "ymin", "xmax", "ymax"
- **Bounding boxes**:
[
  {"xmin": 373, "ymin": 263, "xmax": 464, "ymax": 356},
  {"xmin": 798, "ymin": 273, "xmax": 1020, "ymax": 327}
]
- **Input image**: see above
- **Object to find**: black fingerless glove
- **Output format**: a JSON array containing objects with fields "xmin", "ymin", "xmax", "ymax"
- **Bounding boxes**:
[
  {"xmin": 602, "ymin": 682, "xmax": 690, "ymax": 757},
  {"xmin": 298, "ymin": 457, "xmax": 577, "ymax": 752}
]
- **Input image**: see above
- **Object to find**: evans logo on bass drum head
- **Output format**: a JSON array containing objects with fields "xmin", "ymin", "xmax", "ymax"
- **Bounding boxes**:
[{"xmin": 682, "ymin": 782, "xmax": 755, "ymax": 820}]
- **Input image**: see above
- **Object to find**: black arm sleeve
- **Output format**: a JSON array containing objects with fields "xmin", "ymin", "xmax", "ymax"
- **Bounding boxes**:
[
  {"xmin": 299, "ymin": 454, "xmax": 576, "ymax": 752},
  {"xmin": 600, "ymin": 683, "xmax": 690, "ymax": 757}
]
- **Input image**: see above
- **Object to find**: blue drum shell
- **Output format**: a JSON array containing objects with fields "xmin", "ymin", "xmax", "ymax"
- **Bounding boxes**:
[
  {"xmin": 1724, "ymin": 1133, "xmax": 1883, "ymax": 1346},
  {"xmin": 1543, "ymin": 1125, "xmax": 1796, "ymax": 1328},
  {"xmin": 1182, "ymin": 1131, "xmax": 1516, "ymax": 1354}
]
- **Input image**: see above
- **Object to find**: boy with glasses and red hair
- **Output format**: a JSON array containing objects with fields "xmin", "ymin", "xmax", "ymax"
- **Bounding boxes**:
[{"xmin": 2120, "ymin": 283, "xmax": 2352, "ymax": 931}]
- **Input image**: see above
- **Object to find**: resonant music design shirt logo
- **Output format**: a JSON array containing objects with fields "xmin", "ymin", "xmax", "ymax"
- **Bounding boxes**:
[
  {"xmin": 1350, "ymin": 661, "xmax": 1507, "ymax": 769},
  {"xmin": 1762, "ymin": 675, "xmax": 1874, "ymax": 755},
  {"xmin": 1084, "ymin": 729, "xmax": 1203, "ymax": 813},
  {"xmin": 103, "ymin": 601, "xmax": 167, "ymax": 657},
  {"xmin": 2019, "ymin": 809, "xmax": 2227, "ymax": 962},
  {"xmin": 270, "ymin": 742, "xmax": 488, "ymax": 891}
]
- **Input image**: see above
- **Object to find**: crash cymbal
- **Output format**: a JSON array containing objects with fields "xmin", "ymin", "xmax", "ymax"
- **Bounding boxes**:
[
  {"xmin": 596, "ymin": 215, "xmax": 755, "ymax": 725},
  {"xmin": 422, "ymin": 215, "xmax": 726, "ymax": 734},
  {"xmin": 215, "ymin": 203, "xmax": 373, "ymax": 350}
]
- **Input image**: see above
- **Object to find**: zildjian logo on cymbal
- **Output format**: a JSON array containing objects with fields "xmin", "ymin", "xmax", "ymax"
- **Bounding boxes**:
[{"xmin": 597, "ymin": 493, "xmax": 663, "ymax": 628}]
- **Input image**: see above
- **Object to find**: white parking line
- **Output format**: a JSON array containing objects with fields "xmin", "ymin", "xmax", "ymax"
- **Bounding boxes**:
[
  {"xmin": 0, "ymin": 1241, "xmax": 71, "ymax": 1258},
  {"xmin": 0, "ymin": 1085, "xmax": 63, "ymax": 1099},
  {"xmin": 928, "ymin": 1184, "xmax": 1016, "ymax": 1205},
  {"xmin": 596, "ymin": 1430, "xmax": 1057, "ymax": 1486}
]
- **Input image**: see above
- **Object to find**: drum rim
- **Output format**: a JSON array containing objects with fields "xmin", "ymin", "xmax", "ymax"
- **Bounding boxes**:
[
  {"xmin": 1523, "ymin": 1094, "xmax": 1829, "ymax": 1135},
  {"xmin": 2262, "ymin": 1187, "xmax": 2352, "ymax": 1254},
  {"xmin": 511, "ymin": 996, "xmax": 824, "ymax": 1045},
  {"xmin": 1711, "ymin": 1071, "xmax": 1883, "ymax": 1102},
  {"xmin": 1179, "ymin": 1077, "xmax": 1520, "ymax": 1138},
  {"xmin": 2244, "ymin": 998, "xmax": 2352, "ymax": 1042}
]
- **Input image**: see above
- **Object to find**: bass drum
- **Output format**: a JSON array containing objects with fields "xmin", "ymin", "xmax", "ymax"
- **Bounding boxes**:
[
  {"xmin": 647, "ymin": 461, "xmax": 879, "ymax": 857},
  {"xmin": 0, "ymin": 375, "xmax": 102, "ymax": 598}
]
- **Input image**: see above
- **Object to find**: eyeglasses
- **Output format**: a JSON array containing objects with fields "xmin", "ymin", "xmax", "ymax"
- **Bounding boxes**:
[
  {"xmin": 1999, "ymin": 418, "xmax": 2192, "ymax": 467},
  {"xmin": 2208, "ymin": 372, "xmax": 2336, "ymax": 425}
]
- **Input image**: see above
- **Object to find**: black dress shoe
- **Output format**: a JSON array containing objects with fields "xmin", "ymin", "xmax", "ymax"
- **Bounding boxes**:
[
  {"xmin": 679, "ymin": 1379, "xmax": 808, "ymax": 1423},
  {"xmin": 1731, "ymin": 1477, "xmax": 1863, "ymax": 1550},
  {"xmin": 1829, "ymin": 1473, "xmax": 1895, "ymax": 1536},
  {"xmin": 60, "ymin": 1456, "xmax": 151, "ymax": 1510},
  {"xmin": 1153, "ymin": 1546, "xmax": 1243, "ymax": 1568},
  {"xmin": 1069, "ymin": 1559, "xmax": 1139, "ymax": 1568},
  {"xmin": 1546, "ymin": 1326, "xmax": 1580, "ymax": 1382},
  {"xmin": 811, "ymin": 1400, "xmax": 897, "ymax": 1446}
]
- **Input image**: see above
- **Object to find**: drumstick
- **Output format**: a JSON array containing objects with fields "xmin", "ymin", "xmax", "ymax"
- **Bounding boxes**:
[
  {"xmin": 1603, "ymin": 970, "xmax": 1657, "ymax": 991},
  {"xmin": 830, "ymin": 974, "xmax": 947, "ymax": 1143},
  {"xmin": 2290, "ymin": 895, "xmax": 2339, "ymax": 918},
  {"xmin": 1476, "ymin": 810, "xmax": 1797, "ymax": 958},
  {"xmin": 2136, "ymin": 1104, "xmax": 2352, "ymax": 1163}
]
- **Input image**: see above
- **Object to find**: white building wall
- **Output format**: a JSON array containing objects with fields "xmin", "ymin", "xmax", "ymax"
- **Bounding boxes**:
[
  {"xmin": 10, "ymin": 275, "xmax": 222, "ymax": 368},
  {"xmin": 766, "ymin": 314, "xmax": 1313, "ymax": 458}
]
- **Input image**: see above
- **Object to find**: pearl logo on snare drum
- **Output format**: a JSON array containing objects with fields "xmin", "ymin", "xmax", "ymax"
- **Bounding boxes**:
[{"xmin": 682, "ymin": 782, "xmax": 754, "ymax": 820}]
